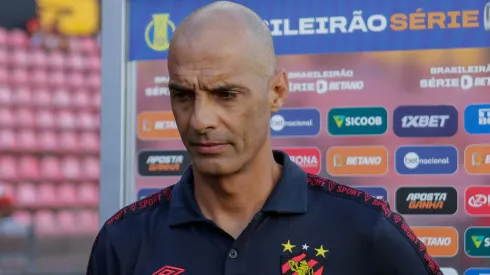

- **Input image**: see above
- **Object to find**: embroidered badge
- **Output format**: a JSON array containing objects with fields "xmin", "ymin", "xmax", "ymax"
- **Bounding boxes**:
[{"xmin": 280, "ymin": 240, "xmax": 328, "ymax": 275}]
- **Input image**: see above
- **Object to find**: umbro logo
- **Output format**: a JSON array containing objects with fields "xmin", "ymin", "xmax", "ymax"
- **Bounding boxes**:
[{"xmin": 152, "ymin": 265, "xmax": 185, "ymax": 275}]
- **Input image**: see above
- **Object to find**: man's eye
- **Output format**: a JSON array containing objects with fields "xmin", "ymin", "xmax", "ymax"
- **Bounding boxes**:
[
  {"xmin": 218, "ymin": 91, "xmax": 237, "ymax": 99},
  {"xmin": 171, "ymin": 92, "xmax": 191, "ymax": 99}
]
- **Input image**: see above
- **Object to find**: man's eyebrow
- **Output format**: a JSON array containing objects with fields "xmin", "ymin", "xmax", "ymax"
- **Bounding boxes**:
[
  {"xmin": 205, "ymin": 83, "xmax": 248, "ymax": 92},
  {"xmin": 168, "ymin": 82, "xmax": 194, "ymax": 92}
]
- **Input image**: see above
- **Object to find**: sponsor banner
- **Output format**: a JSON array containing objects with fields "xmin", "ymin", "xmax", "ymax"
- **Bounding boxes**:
[
  {"xmin": 465, "ymin": 227, "xmax": 490, "ymax": 258},
  {"xmin": 464, "ymin": 104, "xmax": 490, "ymax": 134},
  {"xmin": 356, "ymin": 187, "xmax": 388, "ymax": 200},
  {"xmin": 465, "ymin": 186, "xmax": 490, "ymax": 216},
  {"xmin": 395, "ymin": 145, "xmax": 458, "ymax": 175},
  {"xmin": 465, "ymin": 268, "xmax": 490, "ymax": 275},
  {"xmin": 440, "ymin": 268, "xmax": 458, "ymax": 275},
  {"xmin": 137, "ymin": 188, "xmax": 162, "ymax": 200},
  {"xmin": 465, "ymin": 144, "xmax": 490, "ymax": 175},
  {"xmin": 137, "ymin": 111, "xmax": 180, "ymax": 140},
  {"xmin": 278, "ymin": 147, "xmax": 321, "ymax": 174},
  {"xmin": 395, "ymin": 186, "xmax": 457, "ymax": 215},
  {"xmin": 393, "ymin": 105, "xmax": 458, "ymax": 137},
  {"xmin": 138, "ymin": 150, "xmax": 190, "ymax": 177},
  {"xmin": 326, "ymin": 146, "xmax": 388, "ymax": 176},
  {"xmin": 270, "ymin": 108, "xmax": 321, "ymax": 137},
  {"xmin": 129, "ymin": 0, "xmax": 490, "ymax": 61},
  {"xmin": 411, "ymin": 226, "xmax": 458, "ymax": 257},
  {"xmin": 327, "ymin": 106, "xmax": 388, "ymax": 136}
]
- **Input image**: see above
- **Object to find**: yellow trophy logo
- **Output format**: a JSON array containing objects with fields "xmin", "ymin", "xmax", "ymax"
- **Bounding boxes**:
[{"xmin": 145, "ymin": 14, "xmax": 176, "ymax": 51}]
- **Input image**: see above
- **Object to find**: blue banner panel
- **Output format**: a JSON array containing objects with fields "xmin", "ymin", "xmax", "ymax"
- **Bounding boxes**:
[{"xmin": 129, "ymin": 0, "xmax": 490, "ymax": 61}]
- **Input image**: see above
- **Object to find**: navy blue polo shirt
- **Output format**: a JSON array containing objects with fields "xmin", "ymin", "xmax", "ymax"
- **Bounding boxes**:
[{"xmin": 87, "ymin": 151, "xmax": 442, "ymax": 275}]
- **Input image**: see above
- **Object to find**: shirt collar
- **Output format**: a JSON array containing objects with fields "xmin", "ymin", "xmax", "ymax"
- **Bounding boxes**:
[{"xmin": 168, "ymin": 150, "xmax": 308, "ymax": 227}]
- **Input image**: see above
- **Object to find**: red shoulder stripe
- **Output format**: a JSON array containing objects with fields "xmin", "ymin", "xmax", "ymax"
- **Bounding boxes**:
[
  {"xmin": 307, "ymin": 174, "xmax": 441, "ymax": 275},
  {"xmin": 105, "ymin": 185, "xmax": 174, "ymax": 226}
]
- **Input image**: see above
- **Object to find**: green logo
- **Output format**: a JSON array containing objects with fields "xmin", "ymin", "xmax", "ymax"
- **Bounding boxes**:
[
  {"xmin": 465, "ymin": 227, "xmax": 490, "ymax": 257},
  {"xmin": 328, "ymin": 107, "xmax": 387, "ymax": 136}
]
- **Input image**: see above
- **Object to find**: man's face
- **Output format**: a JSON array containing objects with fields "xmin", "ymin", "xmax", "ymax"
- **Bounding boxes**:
[{"xmin": 168, "ymin": 39, "xmax": 275, "ymax": 176}]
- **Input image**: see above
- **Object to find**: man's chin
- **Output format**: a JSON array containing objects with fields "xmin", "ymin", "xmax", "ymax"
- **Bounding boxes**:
[{"xmin": 191, "ymin": 159, "xmax": 239, "ymax": 177}]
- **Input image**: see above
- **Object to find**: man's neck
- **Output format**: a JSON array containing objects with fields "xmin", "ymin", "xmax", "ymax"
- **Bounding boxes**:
[{"xmin": 193, "ymin": 150, "xmax": 282, "ymax": 238}]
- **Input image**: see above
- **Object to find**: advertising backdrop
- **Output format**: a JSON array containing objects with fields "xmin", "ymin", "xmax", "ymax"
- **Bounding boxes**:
[{"xmin": 129, "ymin": 0, "xmax": 490, "ymax": 274}]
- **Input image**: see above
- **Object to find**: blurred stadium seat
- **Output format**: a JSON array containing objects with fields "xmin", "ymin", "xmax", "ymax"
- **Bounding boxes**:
[
  {"xmin": 0, "ymin": 25, "xmax": 100, "ymax": 243},
  {"xmin": 0, "ymin": 4, "xmax": 100, "ymax": 270}
]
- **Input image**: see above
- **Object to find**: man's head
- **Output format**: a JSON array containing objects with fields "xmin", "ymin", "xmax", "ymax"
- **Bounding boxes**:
[{"xmin": 167, "ymin": 1, "xmax": 289, "ymax": 177}]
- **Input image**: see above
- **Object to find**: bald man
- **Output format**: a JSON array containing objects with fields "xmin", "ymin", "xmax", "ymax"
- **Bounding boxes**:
[{"xmin": 87, "ymin": 2, "xmax": 442, "ymax": 275}]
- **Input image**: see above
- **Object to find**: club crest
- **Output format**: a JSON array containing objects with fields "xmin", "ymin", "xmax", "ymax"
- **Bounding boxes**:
[{"xmin": 280, "ymin": 240, "xmax": 328, "ymax": 275}]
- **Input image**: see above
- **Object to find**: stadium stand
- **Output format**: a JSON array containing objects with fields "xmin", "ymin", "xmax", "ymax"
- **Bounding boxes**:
[{"xmin": 0, "ymin": 25, "xmax": 99, "ymax": 274}]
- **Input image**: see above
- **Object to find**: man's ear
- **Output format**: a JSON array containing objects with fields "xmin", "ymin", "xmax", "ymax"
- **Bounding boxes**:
[{"xmin": 269, "ymin": 69, "xmax": 289, "ymax": 113}]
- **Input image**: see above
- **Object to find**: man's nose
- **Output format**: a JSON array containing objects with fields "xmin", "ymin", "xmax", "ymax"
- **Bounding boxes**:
[{"xmin": 189, "ymin": 95, "xmax": 218, "ymax": 133}]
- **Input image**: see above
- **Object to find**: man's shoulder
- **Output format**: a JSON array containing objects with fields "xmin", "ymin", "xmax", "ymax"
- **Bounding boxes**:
[
  {"xmin": 306, "ymin": 173, "xmax": 392, "ymax": 217},
  {"xmin": 103, "ymin": 185, "xmax": 175, "ymax": 228}
]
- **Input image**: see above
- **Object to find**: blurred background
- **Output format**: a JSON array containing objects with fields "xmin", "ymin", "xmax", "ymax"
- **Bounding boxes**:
[
  {"xmin": 0, "ymin": 0, "xmax": 100, "ymax": 274},
  {"xmin": 0, "ymin": 0, "xmax": 489, "ymax": 274}
]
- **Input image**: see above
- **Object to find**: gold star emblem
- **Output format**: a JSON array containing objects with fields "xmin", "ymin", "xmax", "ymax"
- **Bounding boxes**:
[
  {"xmin": 315, "ymin": 245, "xmax": 328, "ymax": 258},
  {"xmin": 282, "ymin": 240, "xmax": 296, "ymax": 253}
]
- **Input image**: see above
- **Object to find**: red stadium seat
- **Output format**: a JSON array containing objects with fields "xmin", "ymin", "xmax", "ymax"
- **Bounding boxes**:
[
  {"xmin": 86, "ymin": 55, "xmax": 101, "ymax": 72},
  {"xmin": 0, "ymin": 183, "xmax": 14, "ymax": 195},
  {"xmin": 86, "ymin": 72, "xmax": 101, "ymax": 90},
  {"xmin": 48, "ymin": 70, "xmax": 66, "ymax": 88},
  {"xmin": 38, "ymin": 182, "xmax": 57, "ymax": 206},
  {"xmin": 91, "ymin": 92, "xmax": 100, "ymax": 109},
  {"xmin": 18, "ymin": 156, "xmax": 40, "ymax": 179},
  {"xmin": 67, "ymin": 37, "xmax": 82, "ymax": 53},
  {"xmin": 57, "ymin": 110, "xmax": 77, "ymax": 129},
  {"xmin": 17, "ymin": 129, "xmax": 37, "ymax": 151},
  {"xmin": 0, "ymin": 156, "xmax": 17, "ymax": 180},
  {"xmin": 67, "ymin": 71, "xmax": 84, "ymax": 89},
  {"xmin": 0, "ymin": 48, "xmax": 7, "ymax": 67},
  {"xmin": 80, "ymin": 37, "xmax": 99, "ymax": 55},
  {"xmin": 95, "ymin": 113, "xmax": 100, "ymax": 129},
  {"xmin": 15, "ymin": 108, "xmax": 35, "ymax": 128},
  {"xmin": 33, "ymin": 88, "xmax": 52, "ymax": 107},
  {"xmin": 0, "ymin": 67, "xmax": 8, "ymax": 85},
  {"xmin": 0, "ymin": 129, "xmax": 16, "ymax": 149},
  {"xmin": 80, "ymin": 131, "xmax": 99, "ymax": 152},
  {"xmin": 0, "ymin": 107, "xmax": 14, "ymax": 127},
  {"xmin": 78, "ymin": 183, "xmax": 98, "ymax": 205},
  {"xmin": 57, "ymin": 210, "xmax": 78, "ymax": 235},
  {"xmin": 38, "ymin": 131, "xmax": 58, "ymax": 151},
  {"xmin": 40, "ymin": 156, "xmax": 62, "ymax": 180},
  {"xmin": 29, "ymin": 50, "xmax": 47, "ymax": 69},
  {"xmin": 58, "ymin": 182, "xmax": 77, "ymax": 207},
  {"xmin": 0, "ymin": 86, "xmax": 11, "ymax": 105},
  {"xmin": 16, "ymin": 182, "xmax": 37, "ymax": 207},
  {"xmin": 9, "ymin": 68, "xmax": 28, "ymax": 87},
  {"xmin": 59, "ymin": 131, "xmax": 79, "ymax": 151},
  {"xmin": 77, "ymin": 111, "xmax": 97, "ymax": 130},
  {"xmin": 52, "ymin": 88, "xmax": 71, "ymax": 108},
  {"xmin": 47, "ymin": 50, "xmax": 65, "ymax": 71},
  {"xmin": 33, "ymin": 211, "xmax": 58, "ymax": 236},
  {"xmin": 36, "ymin": 109, "xmax": 55, "ymax": 129},
  {"xmin": 8, "ymin": 49, "xmax": 29, "ymax": 68},
  {"xmin": 82, "ymin": 157, "xmax": 100, "ymax": 179},
  {"xmin": 31, "ymin": 69, "xmax": 48, "ymax": 88},
  {"xmin": 7, "ymin": 30, "xmax": 29, "ymax": 49},
  {"xmin": 66, "ymin": 53, "xmax": 84, "ymax": 72},
  {"xmin": 61, "ymin": 157, "xmax": 81, "ymax": 180},
  {"xmin": 72, "ymin": 89, "xmax": 90, "ymax": 109},
  {"xmin": 12, "ymin": 86, "xmax": 31, "ymax": 106}
]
